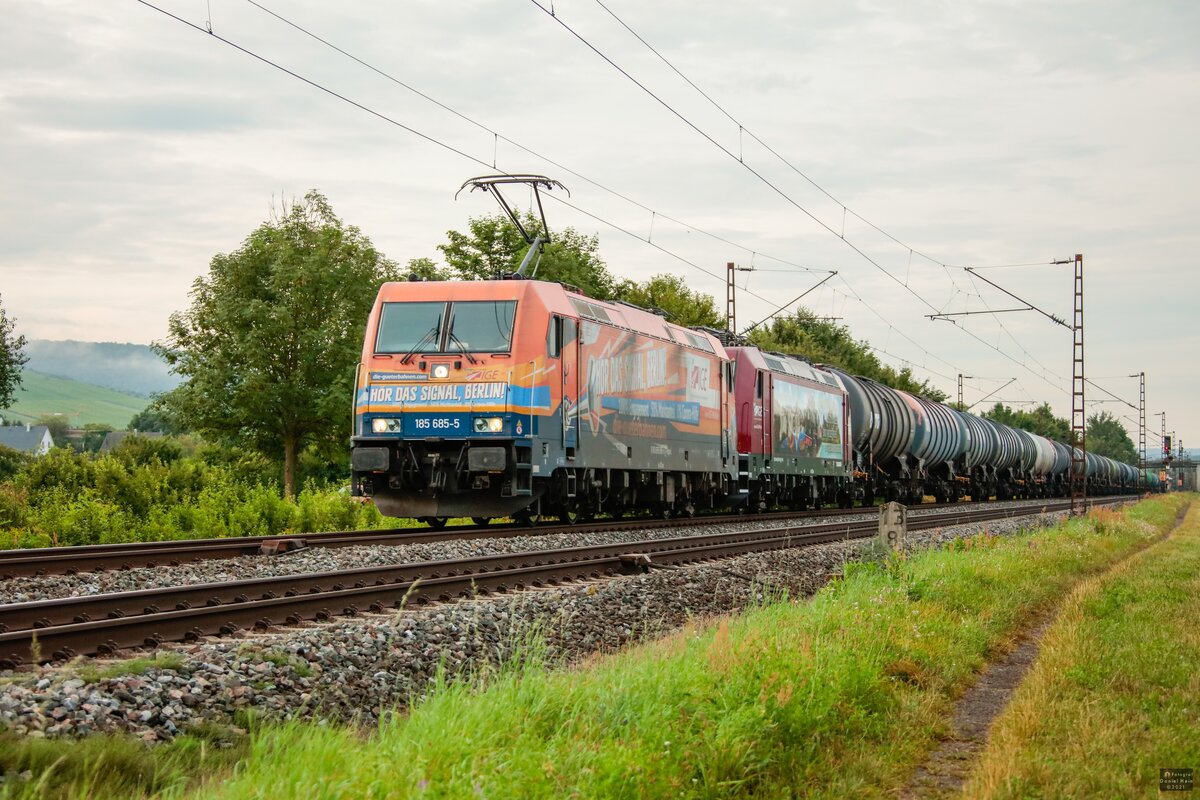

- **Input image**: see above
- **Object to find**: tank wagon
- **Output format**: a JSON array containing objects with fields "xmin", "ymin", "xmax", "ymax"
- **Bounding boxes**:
[
  {"xmin": 350, "ymin": 279, "xmax": 736, "ymax": 526},
  {"xmin": 350, "ymin": 277, "xmax": 1143, "ymax": 523}
]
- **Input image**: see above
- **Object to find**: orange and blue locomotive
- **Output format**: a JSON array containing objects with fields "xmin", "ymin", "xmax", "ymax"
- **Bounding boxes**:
[{"xmin": 350, "ymin": 278, "xmax": 739, "ymax": 525}]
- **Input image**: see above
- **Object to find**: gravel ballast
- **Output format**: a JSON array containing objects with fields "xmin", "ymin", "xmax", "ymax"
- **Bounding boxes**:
[{"xmin": 0, "ymin": 507, "xmax": 1075, "ymax": 741}]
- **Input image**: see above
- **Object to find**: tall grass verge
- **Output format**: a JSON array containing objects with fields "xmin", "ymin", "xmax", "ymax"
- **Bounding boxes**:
[
  {"xmin": 183, "ymin": 495, "xmax": 1186, "ymax": 799},
  {"xmin": 961, "ymin": 494, "xmax": 1200, "ymax": 798},
  {"xmin": 0, "ymin": 723, "xmax": 247, "ymax": 800}
]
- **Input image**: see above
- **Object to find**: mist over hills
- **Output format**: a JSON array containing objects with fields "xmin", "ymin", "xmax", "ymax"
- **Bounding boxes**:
[{"xmin": 23, "ymin": 340, "xmax": 182, "ymax": 398}]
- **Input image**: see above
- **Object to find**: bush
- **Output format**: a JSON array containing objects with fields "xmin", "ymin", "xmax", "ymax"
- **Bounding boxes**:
[
  {"xmin": 0, "ymin": 441, "xmax": 385, "ymax": 548},
  {"xmin": 0, "ymin": 443, "xmax": 32, "ymax": 481},
  {"xmin": 112, "ymin": 435, "xmax": 185, "ymax": 466}
]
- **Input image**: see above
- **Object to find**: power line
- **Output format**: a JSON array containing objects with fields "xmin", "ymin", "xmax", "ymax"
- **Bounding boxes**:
[
  {"xmin": 240, "ymin": 0, "xmax": 829, "ymax": 277},
  {"xmin": 135, "ymin": 0, "xmax": 823, "ymax": 318},
  {"xmin": 530, "ymin": 0, "xmax": 1072, "ymax": 401},
  {"xmin": 136, "ymin": 1, "xmax": 488, "ymax": 167},
  {"xmin": 149, "ymin": 0, "xmax": 1070, "ymax": 408},
  {"xmin": 587, "ymin": 0, "xmax": 955, "ymax": 272},
  {"xmin": 582, "ymin": 2, "xmax": 1059, "ymax": 281},
  {"xmin": 526, "ymin": 0, "xmax": 946, "ymax": 315},
  {"xmin": 1085, "ymin": 378, "xmax": 1138, "ymax": 412}
]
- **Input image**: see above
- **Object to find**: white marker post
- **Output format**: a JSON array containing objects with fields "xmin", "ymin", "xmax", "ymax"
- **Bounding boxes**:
[{"xmin": 879, "ymin": 501, "xmax": 907, "ymax": 552}]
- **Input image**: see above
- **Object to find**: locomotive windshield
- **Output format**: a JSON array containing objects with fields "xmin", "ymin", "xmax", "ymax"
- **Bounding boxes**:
[
  {"xmin": 375, "ymin": 300, "xmax": 517, "ymax": 354},
  {"xmin": 448, "ymin": 301, "xmax": 516, "ymax": 352},
  {"xmin": 376, "ymin": 301, "xmax": 446, "ymax": 354}
]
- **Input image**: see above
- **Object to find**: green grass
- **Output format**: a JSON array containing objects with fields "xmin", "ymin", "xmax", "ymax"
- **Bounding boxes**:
[
  {"xmin": 3, "ymin": 371, "xmax": 148, "ymax": 429},
  {"xmin": 0, "ymin": 723, "xmax": 248, "ymax": 800},
  {"xmin": 178, "ymin": 495, "xmax": 1188, "ymax": 800},
  {"xmin": 962, "ymin": 495, "xmax": 1200, "ymax": 799}
]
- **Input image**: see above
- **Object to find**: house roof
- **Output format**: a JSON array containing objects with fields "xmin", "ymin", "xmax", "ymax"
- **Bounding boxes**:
[
  {"xmin": 0, "ymin": 425, "xmax": 52, "ymax": 453},
  {"xmin": 100, "ymin": 430, "xmax": 164, "ymax": 451}
]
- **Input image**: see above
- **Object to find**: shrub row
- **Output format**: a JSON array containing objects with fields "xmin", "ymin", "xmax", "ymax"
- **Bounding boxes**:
[{"xmin": 0, "ymin": 441, "xmax": 387, "ymax": 549}]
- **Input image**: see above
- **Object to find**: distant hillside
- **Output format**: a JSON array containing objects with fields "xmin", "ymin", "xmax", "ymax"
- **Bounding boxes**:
[
  {"xmin": 23, "ymin": 339, "xmax": 182, "ymax": 398},
  {"xmin": 1, "ymin": 371, "xmax": 149, "ymax": 429}
]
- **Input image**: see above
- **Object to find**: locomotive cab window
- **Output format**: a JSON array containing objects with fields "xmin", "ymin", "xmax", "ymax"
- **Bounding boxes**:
[
  {"xmin": 375, "ymin": 301, "xmax": 447, "ymax": 354},
  {"xmin": 547, "ymin": 315, "xmax": 577, "ymax": 358},
  {"xmin": 756, "ymin": 371, "xmax": 763, "ymax": 399},
  {"xmin": 447, "ymin": 300, "xmax": 517, "ymax": 353},
  {"xmin": 375, "ymin": 300, "xmax": 516, "ymax": 354},
  {"xmin": 547, "ymin": 316, "xmax": 562, "ymax": 357}
]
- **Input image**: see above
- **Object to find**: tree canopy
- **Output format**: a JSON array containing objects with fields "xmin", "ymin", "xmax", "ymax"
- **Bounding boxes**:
[
  {"xmin": 155, "ymin": 191, "xmax": 399, "ymax": 497},
  {"xmin": 746, "ymin": 309, "xmax": 948, "ymax": 401},
  {"xmin": 982, "ymin": 403, "xmax": 1072, "ymax": 442},
  {"xmin": 1086, "ymin": 411, "xmax": 1138, "ymax": 463},
  {"xmin": 128, "ymin": 402, "xmax": 189, "ymax": 436},
  {"xmin": 0, "ymin": 294, "xmax": 28, "ymax": 410},
  {"xmin": 437, "ymin": 212, "xmax": 618, "ymax": 299},
  {"xmin": 616, "ymin": 273, "xmax": 724, "ymax": 329}
]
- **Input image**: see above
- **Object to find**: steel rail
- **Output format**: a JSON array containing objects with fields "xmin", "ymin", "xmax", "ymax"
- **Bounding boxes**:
[
  {"xmin": 0, "ymin": 497, "xmax": 1125, "ymax": 667},
  {"xmin": 0, "ymin": 497, "xmax": 1087, "ymax": 578},
  {"xmin": 1, "ymin": 505, "xmax": 938, "ymax": 576}
]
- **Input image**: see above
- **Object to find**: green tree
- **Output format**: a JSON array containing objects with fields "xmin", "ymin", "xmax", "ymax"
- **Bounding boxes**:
[
  {"xmin": 402, "ymin": 257, "xmax": 451, "ymax": 281},
  {"xmin": 439, "ymin": 212, "xmax": 617, "ymax": 299},
  {"xmin": 128, "ymin": 400, "xmax": 189, "ymax": 436},
  {"xmin": 1086, "ymin": 411, "xmax": 1138, "ymax": 463},
  {"xmin": 0, "ymin": 294, "xmax": 28, "ymax": 410},
  {"xmin": 747, "ymin": 309, "xmax": 948, "ymax": 401},
  {"xmin": 155, "ymin": 191, "xmax": 399, "ymax": 498},
  {"xmin": 615, "ymin": 274, "xmax": 724, "ymax": 328},
  {"xmin": 32, "ymin": 413, "xmax": 72, "ymax": 444},
  {"xmin": 80, "ymin": 423, "xmax": 114, "ymax": 453}
]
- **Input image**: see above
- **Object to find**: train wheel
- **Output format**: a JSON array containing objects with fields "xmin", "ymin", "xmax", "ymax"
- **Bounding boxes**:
[
  {"xmin": 424, "ymin": 517, "xmax": 448, "ymax": 529},
  {"xmin": 471, "ymin": 517, "xmax": 492, "ymax": 526},
  {"xmin": 557, "ymin": 506, "xmax": 579, "ymax": 525}
]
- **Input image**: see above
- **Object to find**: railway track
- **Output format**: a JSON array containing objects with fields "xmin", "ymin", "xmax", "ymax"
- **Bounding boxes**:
[
  {"xmin": 0, "ymin": 497, "xmax": 1087, "ymax": 578},
  {"xmin": 0, "ymin": 497, "xmax": 1126, "ymax": 668}
]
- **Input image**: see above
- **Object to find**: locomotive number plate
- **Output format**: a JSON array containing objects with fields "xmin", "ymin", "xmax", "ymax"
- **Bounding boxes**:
[{"xmin": 402, "ymin": 414, "xmax": 467, "ymax": 435}]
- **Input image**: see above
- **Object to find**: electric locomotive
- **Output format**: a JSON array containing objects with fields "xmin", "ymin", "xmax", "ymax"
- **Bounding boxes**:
[{"xmin": 349, "ymin": 278, "xmax": 739, "ymax": 526}]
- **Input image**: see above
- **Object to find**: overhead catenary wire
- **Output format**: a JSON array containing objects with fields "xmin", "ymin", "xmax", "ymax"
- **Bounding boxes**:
[
  {"xmin": 145, "ymin": 0, "xmax": 1069, "ymax": 405},
  {"xmin": 578, "ymin": 2, "xmax": 1063, "ymax": 275},
  {"xmin": 528, "ymin": 0, "xmax": 1073, "ymax": 401},
  {"xmin": 547, "ymin": 0, "xmax": 1089, "ymax": 393},
  {"xmin": 144, "ymin": 0, "xmax": 957, "ymax": 383},
  {"xmin": 240, "ymin": 0, "xmax": 829, "ymax": 277},
  {"xmin": 135, "ymin": 0, "xmax": 819, "ymax": 317},
  {"xmin": 525, "ymin": 0, "xmax": 946, "ymax": 315}
]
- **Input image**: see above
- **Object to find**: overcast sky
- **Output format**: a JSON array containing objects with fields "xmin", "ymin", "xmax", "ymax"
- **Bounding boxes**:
[{"xmin": 2, "ymin": 0, "xmax": 1196, "ymax": 453}]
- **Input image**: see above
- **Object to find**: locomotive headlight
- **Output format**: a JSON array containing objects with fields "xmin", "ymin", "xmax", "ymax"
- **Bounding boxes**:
[
  {"xmin": 474, "ymin": 416, "xmax": 504, "ymax": 433},
  {"xmin": 431, "ymin": 364, "xmax": 450, "ymax": 379},
  {"xmin": 372, "ymin": 418, "xmax": 402, "ymax": 433}
]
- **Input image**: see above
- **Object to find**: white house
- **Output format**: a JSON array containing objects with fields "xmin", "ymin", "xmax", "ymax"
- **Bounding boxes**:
[{"xmin": 0, "ymin": 424, "xmax": 54, "ymax": 456}]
